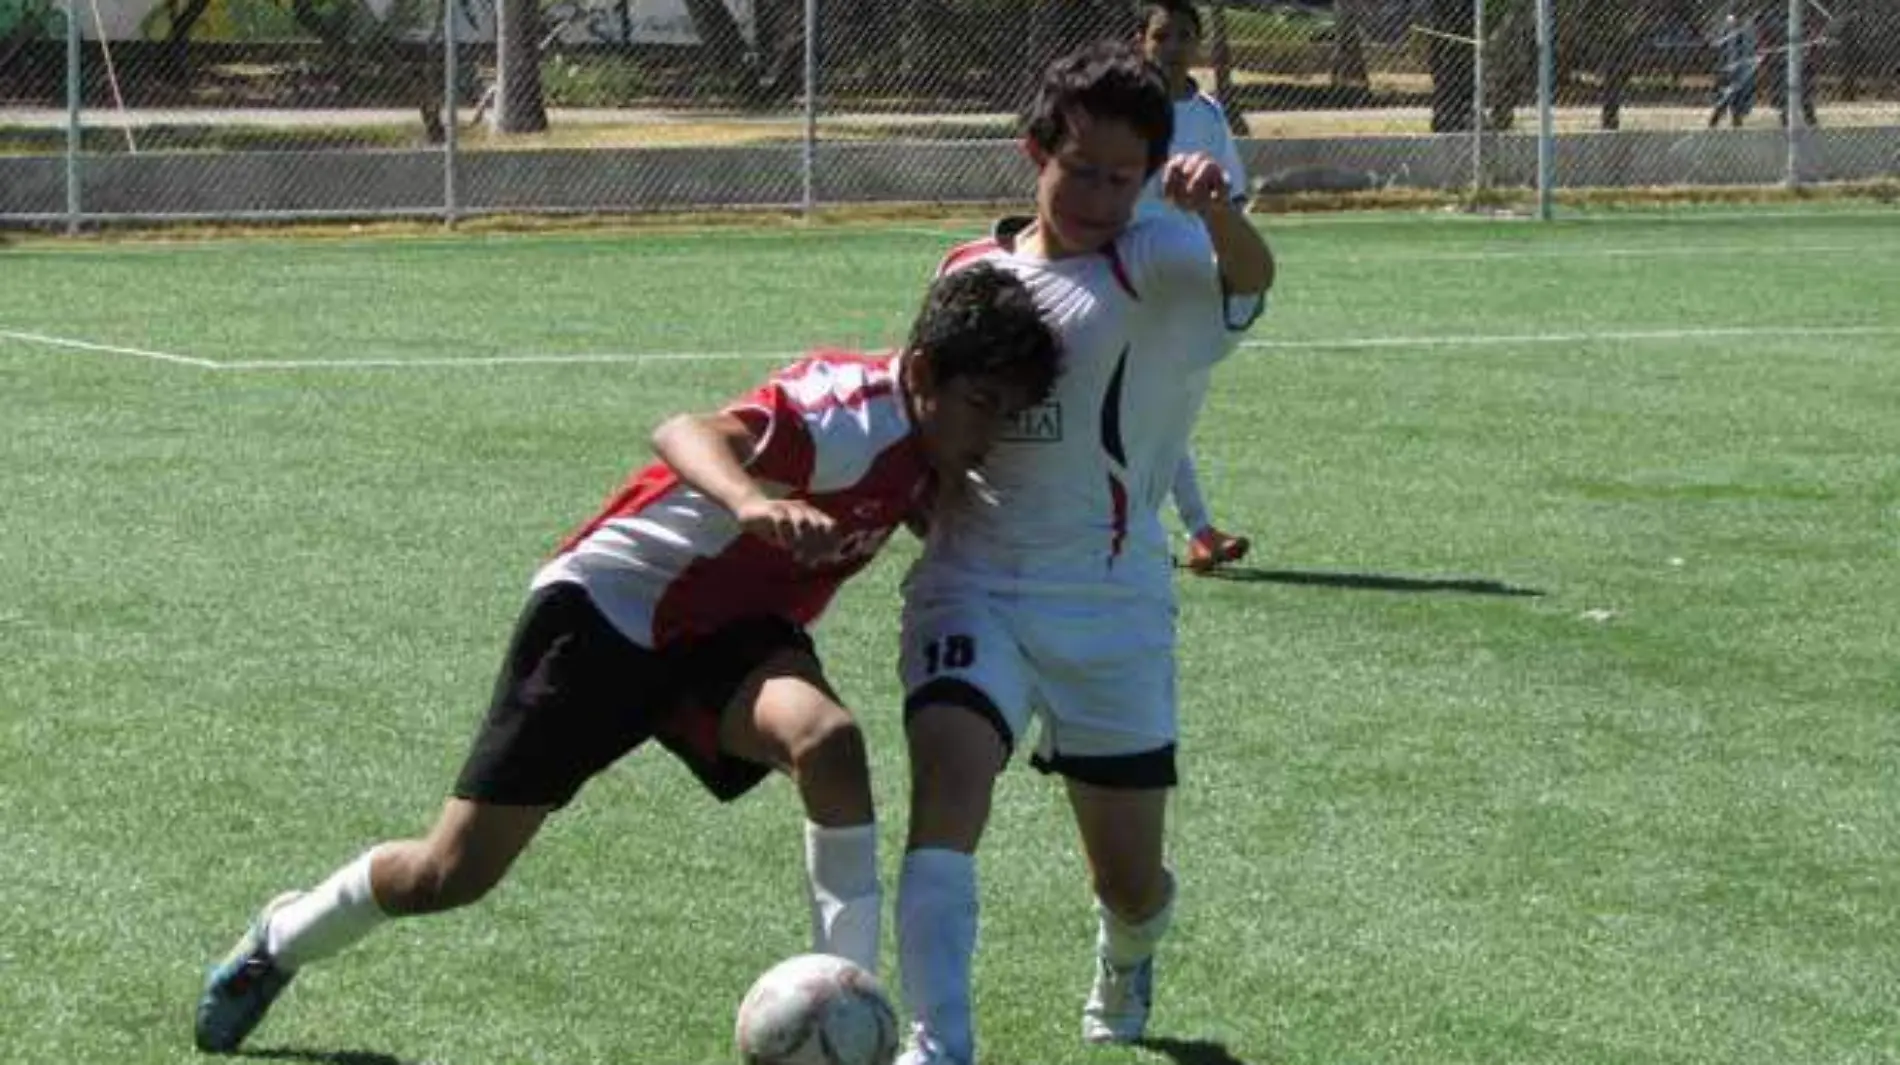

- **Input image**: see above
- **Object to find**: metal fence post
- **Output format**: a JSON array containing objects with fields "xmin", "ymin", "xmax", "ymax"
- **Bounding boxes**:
[
  {"xmin": 1785, "ymin": 0, "xmax": 1804, "ymax": 189},
  {"xmin": 65, "ymin": 0, "xmax": 81, "ymax": 234},
  {"xmin": 801, "ymin": 0, "xmax": 818, "ymax": 216},
  {"xmin": 443, "ymin": 0, "xmax": 459, "ymax": 226},
  {"xmin": 1534, "ymin": 0, "xmax": 1553, "ymax": 220},
  {"xmin": 1472, "ymin": 0, "xmax": 1486, "ymax": 192}
]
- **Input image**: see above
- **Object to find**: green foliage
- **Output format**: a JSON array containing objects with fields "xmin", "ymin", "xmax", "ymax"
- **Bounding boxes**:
[
  {"xmin": 0, "ymin": 0, "xmax": 60, "ymax": 39},
  {"xmin": 540, "ymin": 52, "xmax": 660, "ymax": 106},
  {"xmin": 1223, "ymin": 2, "xmax": 1334, "ymax": 43}
]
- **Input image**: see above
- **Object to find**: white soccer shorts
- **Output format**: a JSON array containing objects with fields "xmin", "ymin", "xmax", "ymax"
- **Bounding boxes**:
[{"xmin": 898, "ymin": 582, "xmax": 1178, "ymax": 784}]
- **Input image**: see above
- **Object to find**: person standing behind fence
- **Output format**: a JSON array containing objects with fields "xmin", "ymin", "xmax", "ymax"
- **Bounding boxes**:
[{"xmin": 1708, "ymin": 12, "xmax": 1758, "ymax": 128}]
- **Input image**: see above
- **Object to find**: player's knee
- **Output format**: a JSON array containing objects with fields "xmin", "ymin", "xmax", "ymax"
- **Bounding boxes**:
[
  {"xmin": 787, "ymin": 710, "xmax": 869, "ymax": 784},
  {"xmin": 1092, "ymin": 866, "xmax": 1172, "ymax": 924},
  {"xmin": 904, "ymin": 704, "xmax": 1004, "ymax": 850}
]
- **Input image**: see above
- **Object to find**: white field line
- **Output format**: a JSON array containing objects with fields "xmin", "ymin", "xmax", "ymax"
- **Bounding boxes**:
[
  {"xmin": 1244, "ymin": 324, "xmax": 1900, "ymax": 352},
  {"xmin": 1260, "ymin": 206, "xmax": 1900, "ymax": 228},
  {"xmin": 0, "ymin": 328, "xmax": 221, "ymax": 368},
  {"xmin": 8, "ymin": 323, "xmax": 1898, "ymax": 373},
  {"xmin": 1310, "ymin": 241, "xmax": 1892, "ymax": 264},
  {"xmin": 214, "ymin": 350, "xmax": 806, "ymax": 370}
]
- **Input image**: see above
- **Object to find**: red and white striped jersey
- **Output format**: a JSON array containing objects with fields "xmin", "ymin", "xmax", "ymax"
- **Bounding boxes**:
[
  {"xmin": 533, "ymin": 350, "xmax": 929, "ymax": 648},
  {"xmin": 917, "ymin": 216, "xmax": 1255, "ymax": 600}
]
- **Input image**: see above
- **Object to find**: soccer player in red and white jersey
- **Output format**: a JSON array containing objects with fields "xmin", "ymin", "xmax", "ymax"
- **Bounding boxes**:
[
  {"xmin": 193, "ymin": 265, "xmax": 1061, "ymax": 1055},
  {"xmin": 893, "ymin": 41, "xmax": 1274, "ymax": 1065},
  {"xmin": 1138, "ymin": 0, "xmax": 1258, "ymax": 573}
]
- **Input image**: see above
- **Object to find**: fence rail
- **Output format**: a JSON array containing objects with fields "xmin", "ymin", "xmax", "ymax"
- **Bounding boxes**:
[{"xmin": 2, "ymin": 0, "xmax": 1895, "ymax": 227}]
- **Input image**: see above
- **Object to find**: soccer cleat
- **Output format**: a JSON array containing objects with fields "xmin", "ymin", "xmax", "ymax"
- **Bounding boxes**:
[
  {"xmin": 194, "ymin": 891, "xmax": 304, "ymax": 1053},
  {"xmin": 1081, "ymin": 954, "xmax": 1154, "ymax": 1044},
  {"xmin": 1184, "ymin": 527, "xmax": 1250, "ymax": 573}
]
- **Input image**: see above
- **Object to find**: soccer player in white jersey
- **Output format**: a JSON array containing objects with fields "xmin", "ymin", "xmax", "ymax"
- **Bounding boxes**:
[
  {"xmin": 893, "ymin": 40, "xmax": 1274, "ymax": 1065},
  {"xmin": 1138, "ymin": 0, "xmax": 1257, "ymax": 573},
  {"xmin": 192, "ymin": 264, "xmax": 1061, "ymax": 1055}
]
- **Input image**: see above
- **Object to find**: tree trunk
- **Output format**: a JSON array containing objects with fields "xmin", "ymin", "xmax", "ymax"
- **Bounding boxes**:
[
  {"xmin": 826, "ymin": 0, "xmax": 880, "ymax": 88},
  {"xmin": 492, "ymin": 0, "xmax": 547, "ymax": 133},
  {"xmin": 160, "ymin": 0, "xmax": 214, "ymax": 85},
  {"xmin": 1332, "ymin": 0, "xmax": 1371, "ymax": 90},
  {"xmin": 1209, "ymin": 0, "xmax": 1248, "ymax": 134},
  {"xmin": 1599, "ymin": 59, "xmax": 1628, "ymax": 129},
  {"xmin": 749, "ymin": 0, "xmax": 802, "ymax": 105},
  {"xmin": 682, "ymin": 0, "xmax": 752, "ymax": 64},
  {"xmin": 1428, "ymin": 0, "xmax": 1474, "ymax": 130},
  {"xmin": 1487, "ymin": 1, "xmax": 1536, "ymax": 130}
]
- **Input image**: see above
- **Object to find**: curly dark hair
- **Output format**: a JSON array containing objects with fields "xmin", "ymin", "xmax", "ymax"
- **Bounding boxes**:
[
  {"xmin": 909, "ymin": 262, "xmax": 1060, "ymax": 408},
  {"xmin": 1022, "ymin": 39, "xmax": 1174, "ymax": 177}
]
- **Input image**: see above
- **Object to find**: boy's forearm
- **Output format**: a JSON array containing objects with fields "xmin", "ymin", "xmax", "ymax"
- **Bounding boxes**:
[
  {"xmin": 651, "ymin": 414, "xmax": 768, "ymax": 517},
  {"xmin": 1203, "ymin": 201, "xmax": 1274, "ymax": 296}
]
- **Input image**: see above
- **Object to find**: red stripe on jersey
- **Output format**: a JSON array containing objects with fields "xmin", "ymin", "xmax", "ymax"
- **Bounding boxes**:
[
  {"xmin": 1103, "ymin": 243, "xmax": 1140, "ymax": 300},
  {"xmin": 649, "ymin": 438, "xmax": 925, "ymax": 644},
  {"xmin": 1106, "ymin": 473, "xmax": 1129, "ymax": 560},
  {"xmin": 937, "ymin": 238, "xmax": 1001, "ymax": 277},
  {"xmin": 552, "ymin": 463, "xmax": 680, "ymax": 558},
  {"xmin": 729, "ymin": 383, "xmax": 818, "ymax": 488}
]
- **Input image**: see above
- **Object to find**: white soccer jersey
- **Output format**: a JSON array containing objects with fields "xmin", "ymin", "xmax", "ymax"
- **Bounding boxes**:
[
  {"xmin": 533, "ymin": 350, "xmax": 929, "ymax": 648},
  {"xmin": 921, "ymin": 217, "xmax": 1257, "ymax": 599},
  {"xmin": 1137, "ymin": 84, "xmax": 1250, "ymax": 224}
]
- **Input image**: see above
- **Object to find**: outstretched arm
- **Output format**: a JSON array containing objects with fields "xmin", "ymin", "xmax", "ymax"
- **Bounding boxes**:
[{"xmin": 651, "ymin": 411, "xmax": 839, "ymax": 561}]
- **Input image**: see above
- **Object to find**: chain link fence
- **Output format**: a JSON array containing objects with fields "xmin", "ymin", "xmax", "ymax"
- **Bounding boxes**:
[{"xmin": 1, "ymin": 0, "xmax": 1896, "ymax": 225}]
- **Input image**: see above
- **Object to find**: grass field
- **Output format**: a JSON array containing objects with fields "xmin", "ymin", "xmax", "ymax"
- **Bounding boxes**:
[{"xmin": 4, "ymin": 206, "xmax": 1898, "ymax": 1065}]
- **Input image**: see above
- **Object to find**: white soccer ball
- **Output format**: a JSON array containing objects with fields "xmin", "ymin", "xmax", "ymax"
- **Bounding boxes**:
[{"xmin": 734, "ymin": 954, "xmax": 899, "ymax": 1065}]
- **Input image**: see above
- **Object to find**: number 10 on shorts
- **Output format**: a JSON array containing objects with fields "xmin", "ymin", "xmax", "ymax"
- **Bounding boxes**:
[{"xmin": 923, "ymin": 634, "xmax": 976, "ymax": 675}]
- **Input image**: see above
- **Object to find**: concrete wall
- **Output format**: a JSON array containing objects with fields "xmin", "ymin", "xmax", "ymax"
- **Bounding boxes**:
[{"xmin": 3, "ymin": 128, "xmax": 1895, "ymax": 219}]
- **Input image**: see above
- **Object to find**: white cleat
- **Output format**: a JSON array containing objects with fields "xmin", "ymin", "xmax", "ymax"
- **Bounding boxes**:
[{"xmin": 1081, "ymin": 954, "xmax": 1154, "ymax": 1044}]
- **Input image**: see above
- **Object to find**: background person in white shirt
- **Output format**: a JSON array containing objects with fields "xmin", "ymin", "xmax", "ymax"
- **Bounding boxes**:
[{"xmin": 1137, "ymin": 0, "xmax": 1260, "ymax": 573}]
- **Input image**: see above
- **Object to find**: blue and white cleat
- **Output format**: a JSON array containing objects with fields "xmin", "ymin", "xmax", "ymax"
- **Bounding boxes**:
[
  {"xmin": 194, "ymin": 892, "xmax": 304, "ymax": 1053},
  {"xmin": 1081, "ymin": 954, "xmax": 1154, "ymax": 1044}
]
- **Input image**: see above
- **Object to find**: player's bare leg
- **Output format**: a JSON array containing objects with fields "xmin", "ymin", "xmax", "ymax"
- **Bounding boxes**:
[
  {"xmin": 718, "ymin": 647, "xmax": 881, "ymax": 973},
  {"xmin": 1067, "ymin": 780, "xmax": 1174, "ymax": 1044},
  {"xmin": 195, "ymin": 800, "xmax": 549, "ymax": 1052},
  {"xmin": 369, "ymin": 799, "xmax": 550, "ymax": 914},
  {"xmin": 894, "ymin": 701, "xmax": 1008, "ymax": 1065}
]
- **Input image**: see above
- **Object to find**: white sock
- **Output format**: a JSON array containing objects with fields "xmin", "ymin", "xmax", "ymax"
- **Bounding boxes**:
[
  {"xmin": 806, "ymin": 820, "xmax": 881, "ymax": 975},
  {"xmin": 897, "ymin": 849, "xmax": 979, "ymax": 1065},
  {"xmin": 1097, "ymin": 869, "xmax": 1176, "ymax": 969},
  {"xmin": 1172, "ymin": 454, "xmax": 1211, "ymax": 536},
  {"xmin": 265, "ymin": 846, "xmax": 391, "ymax": 971}
]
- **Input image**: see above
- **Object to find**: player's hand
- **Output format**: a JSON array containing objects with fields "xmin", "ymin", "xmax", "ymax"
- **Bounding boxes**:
[
  {"xmin": 1160, "ymin": 152, "xmax": 1231, "ymax": 217},
  {"xmin": 736, "ymin": 497, "xmax": 840, "ymax": 564}
]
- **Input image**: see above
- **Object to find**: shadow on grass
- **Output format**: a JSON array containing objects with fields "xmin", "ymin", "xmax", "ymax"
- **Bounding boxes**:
[
  {"xmin": 238, "ymin": 1049, "xmax": 411, "ymax": 1065},
  {"xmin": 1194, "ymin": 567, "xmax": 1544, "ymax": 598},
  {"xmin": 1135, "ymin": 1036, "xmax": 1253, "ymax": 1065}
]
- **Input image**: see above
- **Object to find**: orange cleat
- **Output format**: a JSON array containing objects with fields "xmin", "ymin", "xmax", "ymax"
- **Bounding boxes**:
[{"xmin": 1184, "ymin": 527, "xmax": 1250, "ymax": 573}]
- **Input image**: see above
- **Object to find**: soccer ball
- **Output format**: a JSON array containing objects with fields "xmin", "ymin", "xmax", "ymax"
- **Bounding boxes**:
[{"xmin": 734, "ymin": 954, "xmax": 899, "ymax": 1065}]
